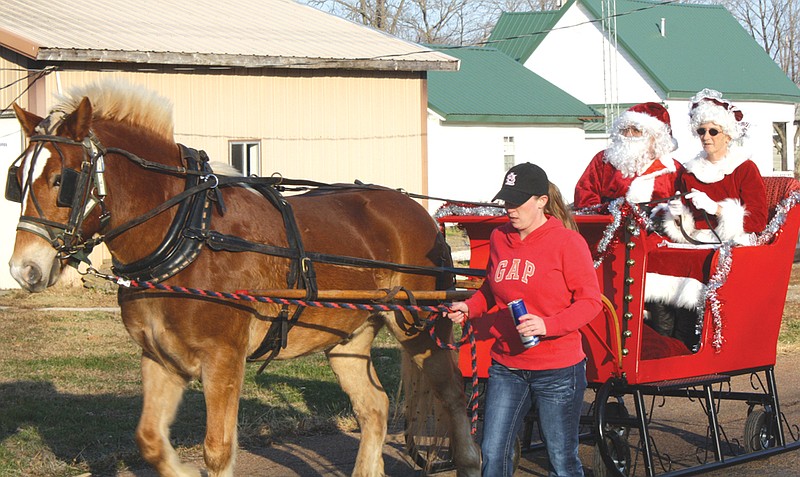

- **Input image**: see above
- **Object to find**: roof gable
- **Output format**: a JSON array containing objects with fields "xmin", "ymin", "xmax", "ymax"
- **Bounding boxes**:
[
  {"xmin": 427, "ymin": 46, "xmax": 600, "ymax": 124},
  {"xmin": 581, "ymin": 0, "xmax": 800, "ymax": 101},
  {"xmin": 489, "ymin": 0, "xmax": 800, "ymax": 102},
  {"xmin": 0, "ymin": 0, "xmax": 457, "ymax": 71}
]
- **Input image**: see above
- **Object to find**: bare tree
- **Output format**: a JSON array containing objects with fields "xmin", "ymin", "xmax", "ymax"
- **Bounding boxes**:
[
  {"xmin": 302, "ymin": 0, "xmax": 562, "ymax": 45},
  {"xmin": 716, "ymin": 0, "xmax": 800, "ymax": 165},
  {"xmin": 722, "ymin": 0, "xmax": 799, "ymax": 84}
]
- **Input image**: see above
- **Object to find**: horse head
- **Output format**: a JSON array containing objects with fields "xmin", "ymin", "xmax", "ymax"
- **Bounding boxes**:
[
  {"xmin": 8, "ymin": 82, "xmax": 180, "ymax": 292},
  {"xmin": 8, "ymin": 98, "xmax": 103, "ymax": 291}
]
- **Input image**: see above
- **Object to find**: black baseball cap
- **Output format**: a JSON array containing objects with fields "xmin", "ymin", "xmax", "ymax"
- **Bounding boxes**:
[{"xmin": 492, "ymin": 163, "xmax": 549, "ymax": 205}]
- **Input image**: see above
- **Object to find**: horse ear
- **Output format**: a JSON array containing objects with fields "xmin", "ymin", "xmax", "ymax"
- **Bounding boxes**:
[
  {"xmin": 12, "ymin": 103, "xmax": 43, "ymax": 138},
  {"xmin": 61, "ymin": 97, "xmax": 93, "ymax": 141}
]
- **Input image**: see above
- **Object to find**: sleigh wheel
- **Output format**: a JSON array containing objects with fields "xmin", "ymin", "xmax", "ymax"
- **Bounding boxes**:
[
  {"xmin": 594, "ymin": 379, "xmax": 632, "ymax": 477},
  {"xmin": 744, "ymin": 407, "xmax": 776, "ymax": 452},
  {"xmin": 593, "ymin": 401, "xmax": 631, "ymax": 477},
  {"xmin": 593, "ymin": 432, "xmax": 631, "ymax": 477}
]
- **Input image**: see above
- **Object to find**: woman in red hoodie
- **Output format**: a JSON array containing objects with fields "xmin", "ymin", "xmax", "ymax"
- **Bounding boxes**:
[{"xmin": 447, "ymin": 163, "xmax": 601, "ymax": 477}]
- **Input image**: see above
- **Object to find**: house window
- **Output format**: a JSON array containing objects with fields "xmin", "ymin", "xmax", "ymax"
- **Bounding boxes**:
[
  {"xmin": 773, "ymin": 122, "xmax": 788, "ymax": 172},
  {"xmin": 230, "ymin": 141, "xmax": 260, "ymax": 176},
  {"xmin": 503, "ymin": 136, "xmax": 515, "ymax": 171}
]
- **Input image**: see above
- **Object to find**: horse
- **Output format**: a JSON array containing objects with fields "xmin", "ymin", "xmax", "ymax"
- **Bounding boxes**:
[{"xmin": 6, "ymin": 82, "xmax": 481, "ymax": 477}]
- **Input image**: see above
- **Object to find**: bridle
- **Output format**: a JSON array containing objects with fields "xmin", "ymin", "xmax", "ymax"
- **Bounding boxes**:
[
  {"xmin": 6, "ymin": 112, "xmax": 220, "ymax": 267},
  {"xmin": 6, "ymin": 112, "xmax": 111, "ymax": 263}
]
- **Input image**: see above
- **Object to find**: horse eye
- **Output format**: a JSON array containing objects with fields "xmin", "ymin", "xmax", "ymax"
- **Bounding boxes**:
[{"xmin": 52, "ymin": 174, "xmax": 62, "ymax": 187}]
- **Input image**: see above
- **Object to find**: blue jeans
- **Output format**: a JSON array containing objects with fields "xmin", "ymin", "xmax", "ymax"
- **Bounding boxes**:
[{"xmin": 481, "ymin": 360, "xmax": 586, "ymax": 477}]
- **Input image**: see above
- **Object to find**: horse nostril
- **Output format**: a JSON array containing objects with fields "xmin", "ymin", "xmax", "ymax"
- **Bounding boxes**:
[{"xmin": 24, "ymin": 263, "xmax": 43, "ymax": 286}]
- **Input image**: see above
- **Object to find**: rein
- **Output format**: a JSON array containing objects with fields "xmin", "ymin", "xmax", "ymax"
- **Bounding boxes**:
[
  {"xmin": 88, "ymin": 266, "xmax": 482, "ymax": 434},
  {"xmin": 15, "ymin": 125, "xmax": 484, "ymax": 370}
]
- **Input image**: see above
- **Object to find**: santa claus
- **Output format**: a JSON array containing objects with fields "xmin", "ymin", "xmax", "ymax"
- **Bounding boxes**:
[{"xmin": 574, "ymin": 102, "xmax": 682, "ymax": 208}]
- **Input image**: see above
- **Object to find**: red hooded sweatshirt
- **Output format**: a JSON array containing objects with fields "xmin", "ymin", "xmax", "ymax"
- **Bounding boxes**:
[{"xmin": 465, "ymin": 216, "xmax": 602, "ymax": 370}]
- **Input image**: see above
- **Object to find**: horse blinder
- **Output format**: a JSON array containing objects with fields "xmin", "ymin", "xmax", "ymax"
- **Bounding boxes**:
[
  {"xmin": 5, "ymin": 165, "xmax": 21, "ymax": 203},
  {"xmin": 5, "ymin": 163, "xmax": 81, "ymax": 208},
  {"xmin": 56, "ymin": 167, "xmax": 80, "ymax": 207}
]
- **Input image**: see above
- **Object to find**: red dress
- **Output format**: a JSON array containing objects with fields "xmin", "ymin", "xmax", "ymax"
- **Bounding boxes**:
[
  {"xmin": 660, "ymin": 150, "xmax": 767, "ymax": 245},
  {"xmin": 648, "ymin": 150, "xmax": 768, "ymax": 305}
]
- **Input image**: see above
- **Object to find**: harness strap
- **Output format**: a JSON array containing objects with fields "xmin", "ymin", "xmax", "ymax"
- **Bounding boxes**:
[
  {"xmin": 111, "ymin": 145, "xmax": 214, "ymax": 283},
  {"xmin": 195, "ymin": 229, "xmax": 485, "ymax": 278},
  {"xmin": 246, "ymin": 183, "xmax": 318, "ymax": 366}
]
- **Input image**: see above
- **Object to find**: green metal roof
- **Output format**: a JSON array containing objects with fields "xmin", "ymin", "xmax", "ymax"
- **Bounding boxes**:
[
  {"xmin": 487, "ymin": 11, "xmax": 560, "ymax": 63},
  {"xmin": 427, "ymin": 46, "xmax": 601, "ymax": 124},
  {"xmin": 490, "ymin": 0, "xmax": 800, "ymax": 103}
]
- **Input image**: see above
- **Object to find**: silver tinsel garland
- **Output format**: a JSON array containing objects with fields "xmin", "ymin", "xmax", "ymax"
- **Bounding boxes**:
[
  {"xmin": 591, "ymin": 198, "xmax": 652, "ymax": 269},
  {"xmin": 433, "ymin": 202, "xmax": 504, "ymax": 219},
  {"xmin": 700, "ymin": 243, "xmax": 733, "ymax": 351}
]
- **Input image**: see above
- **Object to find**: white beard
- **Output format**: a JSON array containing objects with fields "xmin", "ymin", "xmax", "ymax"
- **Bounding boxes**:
[{"xmin": 605, "ymin": 135, "xmax": 655, "ymax": 178}]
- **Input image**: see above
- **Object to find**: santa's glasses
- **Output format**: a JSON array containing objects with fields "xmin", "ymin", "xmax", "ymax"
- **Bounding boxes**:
[
  {"xmin": 619, "ymin": 126, "xmax": 643, "ymax": 137},
  {"xmin": 696, "ymin": 127, "xmax": 720, "ymax": 137}
]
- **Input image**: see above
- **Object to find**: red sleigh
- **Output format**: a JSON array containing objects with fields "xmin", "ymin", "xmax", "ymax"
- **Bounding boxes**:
[{"xmin": 433, "ymin": 176, "xmax": 800, "ymax": 477}]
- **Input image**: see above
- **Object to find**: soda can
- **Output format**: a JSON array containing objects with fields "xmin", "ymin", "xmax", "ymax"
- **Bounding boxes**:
[{"xmin": 508, "ymin": 299, "xmax": 539, "ymax": 348}]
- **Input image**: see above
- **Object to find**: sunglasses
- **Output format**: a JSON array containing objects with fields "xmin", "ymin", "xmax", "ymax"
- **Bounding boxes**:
[{"xmin": 696, "ymin": 127, "xmax": 720, "ymax": 137}]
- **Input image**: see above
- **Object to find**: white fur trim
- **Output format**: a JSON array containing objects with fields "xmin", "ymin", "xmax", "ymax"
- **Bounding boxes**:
[
  {"xmin": 645, "ymin": 273, "xmax": 705, "ymax": 308},
  {"xmin": 657, "ymin": 198, "xmax": 752, "ymax": 245},
  {"xmin": 657, "ymin": 203, "xmax": 695, "ymax": 243},
  {"xmin": 683, "ymin": 149, "xmax": 749, "ymax": 184},
  {"xmin": 656, "ymin": 156, "xmax": 677, "ymax": 172},
  {"xmin": 627, "ymin": 176, "xmax": 655, "ymax": 203},
  {"xmin": 716, "ymin": 198, "xmax": 754, "ymax": 245},
  {"xmin": 617, "ymin": 111, "xmax": 669, "ymax": 137}
]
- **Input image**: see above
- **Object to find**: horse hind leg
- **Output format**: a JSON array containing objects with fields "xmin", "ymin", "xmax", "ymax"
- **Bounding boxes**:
[
  {"xmin": 391, "ymin": 314, "xmax": 481, "ymax": 477},
  {"xmin": 136, "ymin": 354, "xmax": 199, "ymax": 477},
  {"xmin": 326, "ymin": 315, "xmax": 389, "ymax": 477}
]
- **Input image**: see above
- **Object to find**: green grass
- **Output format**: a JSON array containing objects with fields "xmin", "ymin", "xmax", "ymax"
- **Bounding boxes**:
[{"xmin": 0, "ymin": 293, "xmax": 406, "ymax": 474}]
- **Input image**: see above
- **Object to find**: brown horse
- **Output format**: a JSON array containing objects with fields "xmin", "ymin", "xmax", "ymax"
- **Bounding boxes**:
[{"xmin": 7, "ymin": 82, "xmax": 480, "ymax": 477}]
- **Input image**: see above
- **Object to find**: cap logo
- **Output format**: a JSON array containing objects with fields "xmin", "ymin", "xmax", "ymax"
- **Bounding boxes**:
[{"xmin": 504, "ymin": 172, "xmax": 517, "ymax": 187}]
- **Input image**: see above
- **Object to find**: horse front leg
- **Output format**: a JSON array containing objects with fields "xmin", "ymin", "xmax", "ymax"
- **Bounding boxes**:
[
  {"xmin": 201, "ymin": 349, "xmax": 246, "ymax": 477},
  {"xmin": 326, "ymin": 316, "xmax": 388, "ymax": 477},
  {"xmin": 136, "ymin": 354, "xmax": 198, "ymax": 477}
]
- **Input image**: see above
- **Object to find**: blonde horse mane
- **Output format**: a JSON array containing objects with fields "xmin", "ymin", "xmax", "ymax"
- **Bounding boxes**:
[{"xmin": 55, "ymin": 80, "xmax": 174, "ymax": 141}]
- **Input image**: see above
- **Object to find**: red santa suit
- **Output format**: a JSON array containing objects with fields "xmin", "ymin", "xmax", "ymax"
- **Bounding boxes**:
[{"xmin": 574, "ymin": 151, "xmax": 682, "ymax": 208}]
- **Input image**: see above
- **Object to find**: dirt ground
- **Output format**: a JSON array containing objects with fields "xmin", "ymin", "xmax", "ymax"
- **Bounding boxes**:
[{"xmin": 117, "ymin": 351, "xmax": 800, "ymax": 477}]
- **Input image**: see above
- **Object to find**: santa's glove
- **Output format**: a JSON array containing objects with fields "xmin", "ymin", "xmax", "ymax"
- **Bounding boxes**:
[{"xmin": 685, "ymin": 189, "xmax": 719, "ymax": 215}]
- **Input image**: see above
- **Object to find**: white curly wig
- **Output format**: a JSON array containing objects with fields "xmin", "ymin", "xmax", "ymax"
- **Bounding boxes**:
[{"xmin": 689, "ymin": 88, "xmax": 748, "ymax": 140}]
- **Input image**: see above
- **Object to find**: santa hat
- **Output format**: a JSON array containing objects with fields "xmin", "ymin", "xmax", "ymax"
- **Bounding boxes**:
[
  {"xmin": 689, "ymin": 88, "xmax": 747, "ymax": 140},
  {"xmin": 612, "ymin": 102, "xmax": 678, "ymax": 155}
]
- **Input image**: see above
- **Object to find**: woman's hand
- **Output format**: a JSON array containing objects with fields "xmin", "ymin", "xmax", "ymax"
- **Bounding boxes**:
[
  {"xmin": 517, "ymin": 314, "xmax": 547, "ymax": 337},
  {"xmin": 685, "ymin": 189, "xmax": 721, "ymax": 215},
  {"xmin": 446, "ymin": 301, "xmax": 469, "ymax": 325},
  {"xmin": 667, "ymin": 197, "xmax": 684, "ymax": 217}
]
